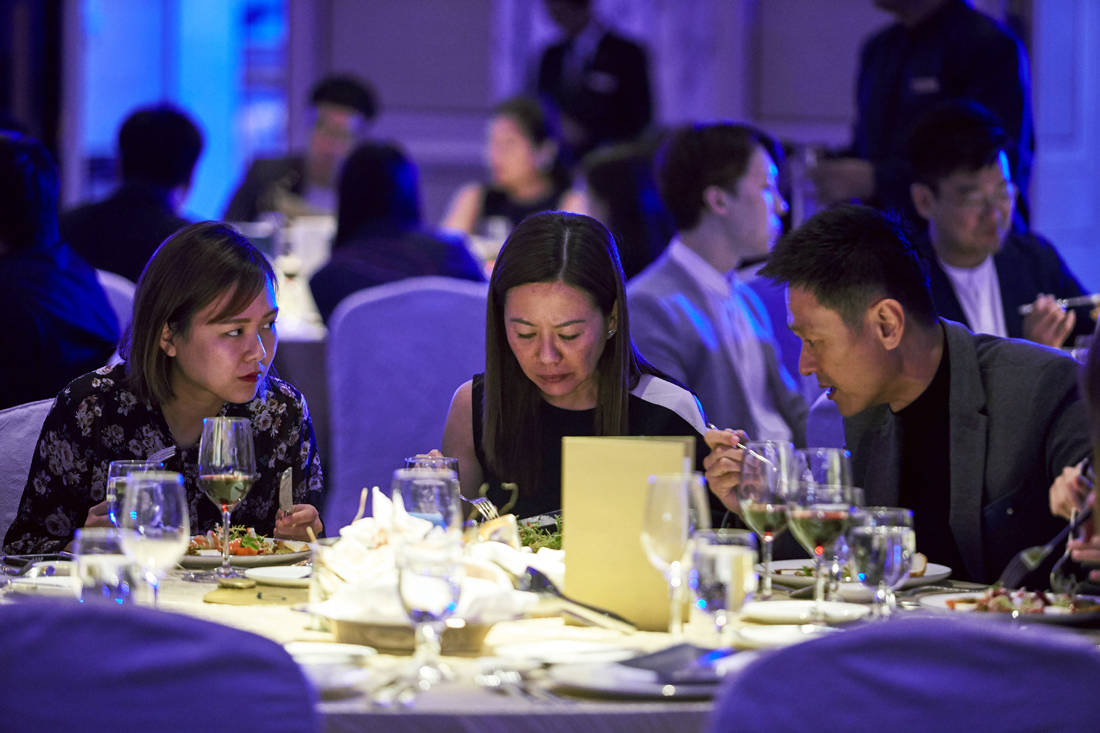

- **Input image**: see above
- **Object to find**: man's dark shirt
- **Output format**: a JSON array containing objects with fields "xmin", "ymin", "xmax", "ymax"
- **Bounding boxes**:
[
  {"xmin": 0, "ymin": 241, "xmax": 119, "ymax": 409},
  {"xmin": 895, "ymin": 347, "xmax": 969, "ymax": 578},
  {"xmin": 852, "ymin": 0, "xmax": 1034, "ymax": 219},
  {"xmin": 308, "ymin": 226, "xmax": 485, "ymax": 324},
  {"xmin": 61, "ymin": 182, "xmax": 191, "ymax": 282}
]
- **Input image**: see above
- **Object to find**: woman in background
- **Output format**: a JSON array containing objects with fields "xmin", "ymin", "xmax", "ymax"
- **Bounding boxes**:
[
  {"xmin": 3, "ymin": 222, "xmax": 324, "ymax": 554},
  {"xmin": 441, "ymin": 211, "xmax": 709, "ymax": 518}
]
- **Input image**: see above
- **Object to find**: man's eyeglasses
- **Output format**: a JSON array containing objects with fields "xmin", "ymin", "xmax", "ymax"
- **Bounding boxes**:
[{"xmin": 948, "ymin": 181, "xmax": 1018, "ymax": 212}]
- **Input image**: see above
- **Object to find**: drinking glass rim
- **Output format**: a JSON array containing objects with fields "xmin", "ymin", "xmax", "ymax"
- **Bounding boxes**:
[
  {"xmin": 202, "ymin": 416, "xmax": 253, "ymax": 426},
  {"xmin": 393, "ymin": 467, "xmax": 459, "ymax": 482},
  {"xmin": 124, "ymin": 469, "xmax": 185, "ymax": 485}
]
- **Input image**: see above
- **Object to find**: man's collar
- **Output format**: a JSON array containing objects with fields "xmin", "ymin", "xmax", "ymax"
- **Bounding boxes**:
[{"xmin": 667, "ymin": 238, "xmax": 733, "ymax": 297}]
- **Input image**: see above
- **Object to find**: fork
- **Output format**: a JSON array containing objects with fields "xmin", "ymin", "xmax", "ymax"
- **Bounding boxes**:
[
  {"xmin": 460, "ymin": 494, "xmax": 500, "ymax": 522},
  {"xmin": 997, "ymin": 504, "xmax": 1093, "ymax": 589}
]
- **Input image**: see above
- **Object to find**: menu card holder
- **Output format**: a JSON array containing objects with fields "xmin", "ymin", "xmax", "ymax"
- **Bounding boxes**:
[{"xmin": 561, "ymin": 435, "xmax": 695, "ymax": 632}]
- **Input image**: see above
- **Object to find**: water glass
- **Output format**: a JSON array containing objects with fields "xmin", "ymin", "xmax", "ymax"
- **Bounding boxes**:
[
  {"xmin": 405, "ymin": 455, "xmax": 459, "ymax": 473},
  {"xmin": 119, "ymin": 470, "xmax": 190, "ymax": 607},
  {"xmin": 690, "ymin": 529, "xmax": 757, "ymax": 643},
  {"xmin": 73, "ymin": 527, "xmax": 133, "ymax": 604},
  {"xmin": 391, "ymin": 468, "xmax": 464, "ymax": 533},
  {"xmin": 106, "ymin": 459, "xmax": 162, "ymax": 527},
  {"xmin": 641, "ymin": 472, "xmax": 711, "ymax": 638},
  {"xmin": 849, "ymin": 507, "xmax": 914, "ymax": 618},
  {"xmin": 396, "ymin": 535, "xmax": 464, "ymax": 688},
  {"xmin": 735, "ymin": 440, "xmax": 796, "ymax": 599}
]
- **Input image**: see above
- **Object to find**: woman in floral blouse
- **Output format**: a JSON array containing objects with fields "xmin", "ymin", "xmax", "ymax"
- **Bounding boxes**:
[{"xmin": 3, "ymin": 222, "xmax": 324, "ymax": 554}]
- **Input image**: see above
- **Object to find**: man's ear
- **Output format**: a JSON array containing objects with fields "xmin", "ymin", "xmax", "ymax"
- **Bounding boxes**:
[
  {"xmin": 910, "ymin": 182, "xmax": 936, "ymax": 221},
  {"xmin": 870, "ymin": 298, "xmax": 906, "ymax": 350},
  {"xmin": 159, "ymin": 323, "xmax": 177, "ymax": 357},
  {"xmin": 702, "ymin": 185, "xmax": 728, "ymax": 217}
]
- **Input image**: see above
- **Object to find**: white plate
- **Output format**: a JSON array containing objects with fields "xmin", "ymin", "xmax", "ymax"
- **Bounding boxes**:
[
  {"xmin": 5, "ymin": 576, "xmax": 77, "ymax": 597},
  {"xmin": 179, "ymin": 547, "xmax": 309, "ymax": 568},
  {"xmin": 765, "ymin": 559, "xmax": 952, "ymax": 591},
  {"xmin": 245, "ymin": 565, "xmax": 312, "ymax": 587},
  {"xmin": 547, "ymin": 661, "xmax": 721, "ymax": 699},
  {"xmin": 733, "ymin": 623, "xmax": 837, "ymax": 649},
  {"xmin": 285, "ymin": 642, "xmax": 377, "ymax": 698},
  {"xmin": 741, "ymin": 600, "xmax": 869, "ymax": 625},
  {"xmin": 490, "ymin": 639, "xmax": 635, "ymax": 665}
]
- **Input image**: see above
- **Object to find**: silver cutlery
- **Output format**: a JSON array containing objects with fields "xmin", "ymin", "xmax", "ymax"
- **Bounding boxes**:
[
  {"xmin": 1018, "ymin": 294, "xmax": 1100, "ymax": 315},
  {"xmin": 996, "ymin": 504, "xmax": 1093, "ymax": 589}
]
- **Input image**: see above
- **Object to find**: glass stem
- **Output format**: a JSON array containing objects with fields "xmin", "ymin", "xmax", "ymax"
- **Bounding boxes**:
[
  {"xmin": 874, "ymin": 584, "xmax": 890, "ymax": 619},
  {"xmin": 220, "ymin": 508, "xmax": 232, "ymax": 574},
  {"xmin": 760, "ymin": 535, "xmax": 775, "ymax": 599},
  {"xmin": 812, "ymin": 556, "xmax": 827, "ymax": 624},
  {"xmin": 668, "ymin": 560, "xmax": 684, "ymax": 637}
]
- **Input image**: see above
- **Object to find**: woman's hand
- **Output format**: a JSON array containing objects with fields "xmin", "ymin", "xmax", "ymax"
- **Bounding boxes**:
[
  {"xmin": 274, "ymin": 504, "xmax": 322, "ymax": 541},
  {"xmin": 83, "ymin": 500, "xmax": 113, "ymax": 529},
  {"xmin": 1050, "ymin": 464, "xmax": 1090, "ymax": 520},
  {"xmin": 702, "ymin": 428, "xmax": 749, "ymax": 513}
]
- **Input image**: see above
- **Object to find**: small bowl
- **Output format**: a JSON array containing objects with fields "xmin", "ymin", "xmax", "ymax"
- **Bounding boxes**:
[{"xmin": 327, "ymin": 617, "xmax": 493, "ymax": 656}]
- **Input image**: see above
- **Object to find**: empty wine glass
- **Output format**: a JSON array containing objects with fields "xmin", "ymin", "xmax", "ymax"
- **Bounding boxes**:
[
  {"xmin": 849, "ymin": 507, "xmax": 915, "ymax": 618},
  {"xmin": 690, "ymin": 529, "xmax": 758, "ymax": 644},
  {"xmin": 106, "ymin": 459, "xmax": 162, "ymax": 527},
  {"xmin": 118, "ymin": 470, "xmax": 190, "ymax": 607},
  {"xmin": 788, "ymin": 482, "xmax": 854, "ymax": 622},
  {"xmin": 641, "ymin": 472, "xmax": 712, "ymax": 638},
  {"xmin": 197, "ymin": 417, "xmax": 258, "ymax": 579},
  {"xmin": 391, "ymin": 468, "xmax": 464, "ymax": 532},
  {"xmin": 395, "ymin": 533, "xmax": 464, "ymax": 689},
  {"xmin": 735, "ymin": 440, "xmax": 795, "ymax": 600}
]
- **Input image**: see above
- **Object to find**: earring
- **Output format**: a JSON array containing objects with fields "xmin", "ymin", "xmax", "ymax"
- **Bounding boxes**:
[{"xmin": 607, "ymin": 329, "xmax": 617, "ymax": 339}]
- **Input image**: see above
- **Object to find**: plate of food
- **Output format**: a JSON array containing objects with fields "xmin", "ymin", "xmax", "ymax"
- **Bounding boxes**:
[
  {"xmin": 765, "ymin": 554, "xmax": 950, "ymax": 592},
  {"xmin": 919, "ymin": 587, "xmax": 1100, "ymax": 626},
  {"xmin": 179, "ymin": 527, "xmax": 310, "ymax": 568}
]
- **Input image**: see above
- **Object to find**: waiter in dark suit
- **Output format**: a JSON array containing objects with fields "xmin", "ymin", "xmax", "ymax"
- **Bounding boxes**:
[{"xmin": 535, "ymin": 0, "xmax": 652, "ymax": 166}]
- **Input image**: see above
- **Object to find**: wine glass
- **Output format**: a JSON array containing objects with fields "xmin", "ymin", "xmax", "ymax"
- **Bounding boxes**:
[
  {"xmin": 106, "ymin": 459, "xmax": 162, "ymax": 527},
  {"xmin": 118, "ymin": 470, "xmax": 190, "ymax": 607},
  {"xmin": 390, "ymin": 468, "xmax": 464, "ymax": 533},
  {"xmin": 797, "ymin": 448, "xmax": 855, "ymax": 601},
  {"xmin": 641, "ymin": 472, "xmax": 712, "ymax": 638},
  {"xmin": 690, "ymin": 529, "xmax": 758, "ymax": 644},
  {"xmin": 395, "ymin": 533, "xmax": 464, "ymax": 689},
  {"xmin": 735, "ymin": 440, "xmax": 796, "ymax": 600},
  {"xmin": 405, "ymin": 455, "xmax": 459, "ymax": 473},
  {"xmin": 197, "ymin": 417, "xmax": 258, "ymax": 579},
  {"xmin": 787, "ymin": 482, "xmax": 854, "ymax": 622},
  {"xmin": 849, "ymin": 507, "xmax": 915, "ymax": 618}
]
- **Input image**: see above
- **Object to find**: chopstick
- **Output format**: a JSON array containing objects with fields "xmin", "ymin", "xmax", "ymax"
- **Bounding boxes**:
[{"xmin": 1018, "ymin": 294, "xmax": 1100, "ymax": 315}]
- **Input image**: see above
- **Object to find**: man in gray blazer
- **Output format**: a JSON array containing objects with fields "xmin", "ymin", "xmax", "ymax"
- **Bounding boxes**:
[
  {"xmin": 706, "ymin": 204, "xmax": 1088, "ymax": 584},
  {"xmin": 628, "ymin": 122, "xmax": 807, "ymax": 444}
]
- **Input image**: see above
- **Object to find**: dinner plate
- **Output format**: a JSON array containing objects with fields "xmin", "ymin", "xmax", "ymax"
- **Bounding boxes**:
[
  {"xmin": 490, "ymin": 639, "xmax": 635, "ymax": 665},
  {"xmin": 4, "ymin": 576, "xmax": 77, "ymax": 597},
  {"xmin": 179, "ymin": 547, "xmax": 310, "ymax": 568},
  {"xmin": 918, "ymin": 592, "xmax": 1100, "ymax": 627},
  {"xmin": 285, "ymin": 642, "xmax": 377, "ymax": 698},
  {"xmin": 245, "ymin": 565, "xmax": 312, "ymax": 587},
  {"xmin": 733, "ymin": 623, "xmax": 838, "ymax": 649},
  {"xmin": 740, "ymin": 600, "xmax": 870, "ymax": 625},
  {"xmin": 765, "ymin": 559, "xmax": 952, "ymax": 592},
  {"xmin": 546, "ymin": 661, "xmax": 720, "ymax": 699}
]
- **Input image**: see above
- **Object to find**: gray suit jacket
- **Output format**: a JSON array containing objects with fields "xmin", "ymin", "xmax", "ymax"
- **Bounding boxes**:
[
  {"xmin": 627, "ymin": 250, "xmax": 807, "ymax": 445},
  {"xmin": 845, "ymin": 319, "xmax": 1089, "ymax": 583}
]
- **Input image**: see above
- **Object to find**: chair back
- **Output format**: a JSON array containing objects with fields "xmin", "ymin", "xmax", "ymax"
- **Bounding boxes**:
[
  {"xmin": 0, "ymin": 600, "xmax": 319, "ymax": 732},
  {"xmin": 709, "ymin": 616, "xmax": 1100, "ymax": 733},
  {"xmin": 0, "ymin": 398, "xmax": 53, "ymax": 539},
  {"xmin": 325, "ymin": 276, "xmax": 488, "ymax": 529}
]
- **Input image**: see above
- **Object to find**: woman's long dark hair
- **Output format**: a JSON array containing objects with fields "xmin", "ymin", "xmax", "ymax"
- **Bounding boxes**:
[
  {"xmin": 333, "ymin": 141, "xmax": 420, "ymax": 247},
  {"xmin": 482, "ymin": 211, "xmax": 655, "ymax": 496}
]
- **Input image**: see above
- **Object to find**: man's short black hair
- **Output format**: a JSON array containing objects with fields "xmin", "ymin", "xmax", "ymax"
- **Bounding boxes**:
[
  {"xmin": 760, "ymin": 204, "xmax": 937, "ymax": 330},
  {"xmin": 907, "ymin": 100, "xmax": 1010, "ymax": 190},
  {"xmin": 655, "ymin": 122, "xmax": 768, "ymax": 232},
  {"xmin": 310, "ymin": 74, "xmax": 378, "ymax": 122},
  {"xmin": 118, "ymin": 105, "xmax": 204, "ymax": 189},
  {"xmin": 0, "ymin": 131, "xmax": 59, "ymax": 253}
]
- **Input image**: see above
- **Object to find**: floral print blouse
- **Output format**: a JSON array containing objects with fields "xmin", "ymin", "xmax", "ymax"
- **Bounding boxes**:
[{"xmin": 2, "ymin": 363, "xmax": 324, "ymax": 554}]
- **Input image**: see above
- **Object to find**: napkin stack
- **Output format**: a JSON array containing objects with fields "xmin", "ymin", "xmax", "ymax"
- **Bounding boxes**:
[{"xmin": 312, "ymin": 488, "xmax": 538, "ymax": 625}]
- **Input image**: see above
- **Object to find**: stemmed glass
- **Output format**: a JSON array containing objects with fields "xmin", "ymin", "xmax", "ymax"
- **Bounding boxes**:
[
  {"xmin": 118, "ymin": 470, "xmax": 190, "ymax": 606},
  {"xmin": 641, "ymin": 472, "xmax": 712, "ymax": 638},
  {"xmin": 849, "ymin": 507, "xmax": 915, "ymax": 618},
  {"xmin": 106, "ymin": 459, "xmax": 162, "ymax": 527},
  {"xmin": 690, "ymin": 529, "xmax": 758, "ymax": 644},
  {"xmin": 197, "ymin": 417, "xmax": 258, "ymax": 579},
  {"xmin": 787, "ymin": 482, "xmax": 854, "ymax": 622},
  {"xmin": 391, "ymin": 467, "xmax": 464, "ymax": 532},
  {"xmin": 796, "ymin": 448, "xmax": 855, "ymax": 601},
  {"xmin": 736, "ymin": 440, "xmax": 796, "ymax": 600}
]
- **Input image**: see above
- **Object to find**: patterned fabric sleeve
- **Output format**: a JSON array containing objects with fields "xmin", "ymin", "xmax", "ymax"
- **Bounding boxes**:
[
  {"xmin": 293, "ymin": 390, "xmax": 325, "ymax": 522},
  {"xmin": 2, "ymin": 385, "xmax": 106, "ymax": 554}
]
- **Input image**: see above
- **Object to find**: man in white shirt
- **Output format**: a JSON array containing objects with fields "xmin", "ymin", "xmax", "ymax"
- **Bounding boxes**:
[
  {"xmin": 907, "ymin": 101, "xmax": 1090, "ymax": 347},
  {"xmin": 628, "ymin": 122, "xmax": 807, "ymax": 443}
]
